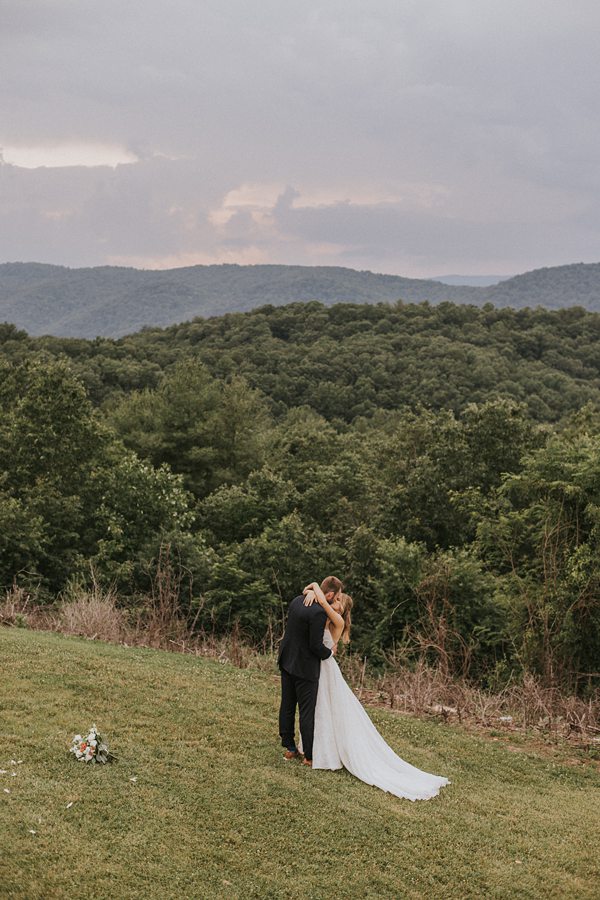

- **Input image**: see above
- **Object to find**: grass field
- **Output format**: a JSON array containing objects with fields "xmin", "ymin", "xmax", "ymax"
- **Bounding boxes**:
[{"xmin": 1, "ymin": 628, "xmax": 599, "ymax": 899}]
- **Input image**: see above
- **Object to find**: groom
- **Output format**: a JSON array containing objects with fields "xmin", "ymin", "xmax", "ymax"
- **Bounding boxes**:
[{"xmin": 278, "ymin": 575, "xmax": 343, "ymax": 766}]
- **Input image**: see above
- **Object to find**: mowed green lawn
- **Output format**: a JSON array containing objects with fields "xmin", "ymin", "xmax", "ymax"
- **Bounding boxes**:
[{"xmin": 1, "ymin": 629, "xmax": 598, "ymax": 900}]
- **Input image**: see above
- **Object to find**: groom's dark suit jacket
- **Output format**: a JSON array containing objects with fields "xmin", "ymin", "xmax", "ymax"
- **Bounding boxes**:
[{"xmin": 278, "ymin": 595, "xmax": 332, "ymax": 682}]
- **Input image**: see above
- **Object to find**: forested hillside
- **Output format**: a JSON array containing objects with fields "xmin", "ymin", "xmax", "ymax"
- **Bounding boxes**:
[
  {"xmin": 1, "ymin": 300, "xmax": 600, "ymax": 695},
  {"xmin": 2, "ymin": 300, "xmax": 600, "ymax": 421},
  {"xmin": 1, "ymin": 260, "xmax": 600, "ymax": 337},
  {"xmin": 485, "ymin": 262, "xmax": 600, "ymax": 309}
]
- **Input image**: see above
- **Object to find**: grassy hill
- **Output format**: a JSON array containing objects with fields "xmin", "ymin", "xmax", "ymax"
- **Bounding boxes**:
[
  {"xmin": 1, "ymin": 628, "xmax": 599, "ymax": 899},
  {"xmin": 1, "ymin": 260, "xmax": 600, "ymax": 338}
]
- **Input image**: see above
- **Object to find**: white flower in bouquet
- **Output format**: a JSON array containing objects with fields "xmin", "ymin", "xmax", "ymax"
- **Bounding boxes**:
[{"xmin": 70, "ymin": 724, "xmax": 115, "ymax": 764}]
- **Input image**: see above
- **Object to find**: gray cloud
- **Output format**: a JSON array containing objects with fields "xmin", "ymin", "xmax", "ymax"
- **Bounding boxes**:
[{"xmin": 1, "ymin": 0, "xmax": 599, "ymax": 275}]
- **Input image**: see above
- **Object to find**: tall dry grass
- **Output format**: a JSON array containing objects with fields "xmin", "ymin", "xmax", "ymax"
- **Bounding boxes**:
[
  {"xmin": 0, "ymin": 585, "xmax": 54, "ymax": 630},
  {"xmin": 343, "ymin": 653, "xmax": 600, "ymax": 745},
  {"xmin": 58, "ymin": 583, "xmax": 126, "ymax": 642},
  {"xmin": 1, "ymin": 579, "xmax": 276, "ymax": 670},
  {"xmin": 0, "ymin": 585, "xmax": 32, "ymax": 627}
]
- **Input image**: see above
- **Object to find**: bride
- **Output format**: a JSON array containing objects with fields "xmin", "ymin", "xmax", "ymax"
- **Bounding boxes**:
[{"xmin": 300, "ymin": 582, "xmax": 450, "ymax": 802}]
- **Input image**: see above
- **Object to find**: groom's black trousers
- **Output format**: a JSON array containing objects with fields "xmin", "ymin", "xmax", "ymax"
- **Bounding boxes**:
[{"xmin": 279, "ymin": 668, "xmax": 319, "ymax": 760}]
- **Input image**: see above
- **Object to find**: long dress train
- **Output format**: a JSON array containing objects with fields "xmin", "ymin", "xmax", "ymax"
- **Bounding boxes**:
[{"xmin": 307, "ymin": 629, "xmax": 450, "ymax": 801}]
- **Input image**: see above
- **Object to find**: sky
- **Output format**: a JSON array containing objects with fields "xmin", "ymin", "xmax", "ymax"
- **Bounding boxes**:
[{"xmin": 1, "ymin": 0, "xmax": 599, "ymax": 277}]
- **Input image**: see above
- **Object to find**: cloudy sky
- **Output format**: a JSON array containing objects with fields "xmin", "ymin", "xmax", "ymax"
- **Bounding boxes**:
[{"xmin": 1, "ymin": 0, "xmax": 599, "ymax": 277}]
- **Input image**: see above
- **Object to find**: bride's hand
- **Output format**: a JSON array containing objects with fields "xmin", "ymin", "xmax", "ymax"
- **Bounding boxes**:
[
  {"xmin": 303, "ymin": 582, "xmax": 319, "ymax": 595},
  {"xmin": 307, "ymin": 591, "xmax": 329, "ymax": 609},
  {"xmin": 303, "ymin": 583, "xmax": 328, "ymax": 608},
  {"xmin": 303, "ymin": 589, "xmax": 317, "ymax": 607}
]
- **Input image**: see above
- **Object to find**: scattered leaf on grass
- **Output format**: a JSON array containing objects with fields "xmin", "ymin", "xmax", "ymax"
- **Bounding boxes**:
[
  {"xmin": 3, "ymin": 789, "xmax": 10, "ymax": 794},
  {"xmin": 28, "ymin": 830, "xmax": 36, "ymax": 835},
  {"xmin": 129, "ymin": 777, "xmax": 137, "ymax": 783},
  {"xmin": 66, "ymin": 802, "xmax": 74, "ymax": 809}
]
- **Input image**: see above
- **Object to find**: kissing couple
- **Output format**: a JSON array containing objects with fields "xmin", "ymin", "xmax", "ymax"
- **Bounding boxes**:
[{"xmin": 277, "ymin": 576, "xmax": 449, "ymax": 801}]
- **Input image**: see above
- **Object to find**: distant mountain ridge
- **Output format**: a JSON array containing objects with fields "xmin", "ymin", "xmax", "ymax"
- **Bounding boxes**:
[
  {"xmin": 1, "ymin": 260, "xmax": 599, "ymax": 338},
  {"xmin": 433, "ymin": 274, "xmax": 513, "ymax": 287}
]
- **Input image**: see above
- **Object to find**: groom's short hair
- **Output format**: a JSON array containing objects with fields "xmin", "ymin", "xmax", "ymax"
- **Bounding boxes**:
[{"xmin": 321, "ymin": 575, "xmax": 343, "ymax": 596}]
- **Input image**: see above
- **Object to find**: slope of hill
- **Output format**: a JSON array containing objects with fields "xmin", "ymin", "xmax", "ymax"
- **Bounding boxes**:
[
  {"xmin": 1, "ymin": 627, "xmax": 599, "ymax": 898},
  {"xmin": 485, "ymin": 262, "xmax": 600, "ymax": 309}
]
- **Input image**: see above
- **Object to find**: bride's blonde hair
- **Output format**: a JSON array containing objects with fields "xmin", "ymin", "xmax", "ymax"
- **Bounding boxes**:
[{"xmin": 339, "ymin": 593, "xmax": 353, "ymax": 644}]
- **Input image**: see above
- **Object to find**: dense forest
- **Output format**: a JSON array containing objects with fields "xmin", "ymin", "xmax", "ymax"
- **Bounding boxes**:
[
  {"xmin": 1, "ymin": 300, "xmax": 600, "ymax": 694},
  {"xmin": 2, "ymin": 300, "xmax": 600, "ymax": 421},
  {"xmin": 2, "ymin": 260, "xmax": 600, "ymax": 337}
]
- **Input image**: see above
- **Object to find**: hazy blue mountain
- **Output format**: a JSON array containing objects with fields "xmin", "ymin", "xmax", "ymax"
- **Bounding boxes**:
[
  {"xmin": 0, "ymin": 260, "xmax": 599, "ymax": 338},
  {"xmin": 434, "ymin": 274, "xmax": 513, "ymax": 287},
  {"xmin": 484, "ymin": 263, "xmax": 600, "ymax": 310},
  {"xmin": 0, "ymin": 263, "xmax": 479, "ymax": 337}
]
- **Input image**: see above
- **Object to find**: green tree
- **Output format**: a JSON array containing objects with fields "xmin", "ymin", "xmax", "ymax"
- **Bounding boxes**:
[
  {"xmin": 110, "ymin": 361, "xmax": 272, "ymax": 497},
  {"xmin": 369, "ymin": 401, "xmax": 538, "ymax": 549},
  {"xmin": 196, "ymin": 511, "xmax": 340, "ymax": 635},
  {"xmin": 0, "ymin": 357, "xmax": 112, "ymax": 588},
  {"xmin": 0, "ymin": 358, "xmax": 196, "ymax": 594},
  {"xmin": 478, "ymin": 435, "xmax": 600, "ymax": 689}
]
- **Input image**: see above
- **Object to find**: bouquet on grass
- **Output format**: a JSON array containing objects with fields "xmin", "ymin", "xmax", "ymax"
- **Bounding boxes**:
[{"xmin": 70, "ymin": 724, "xmax": 115, "ymax": 764}]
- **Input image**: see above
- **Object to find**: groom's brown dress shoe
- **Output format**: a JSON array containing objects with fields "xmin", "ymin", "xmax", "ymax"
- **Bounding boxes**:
[
  {"xmin": 302, "ymin": 758, "xmax": 313, "ymax": 767},
  {"xmin": 283, "ymin": 750, "xmax": 300, "ymax": 760}
]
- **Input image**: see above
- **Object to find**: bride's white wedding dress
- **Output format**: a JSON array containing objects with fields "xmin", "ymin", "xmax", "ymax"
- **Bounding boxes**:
[{"xmin": 306, "ymin": 628, "xmax": 450, "ymax": 801}]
